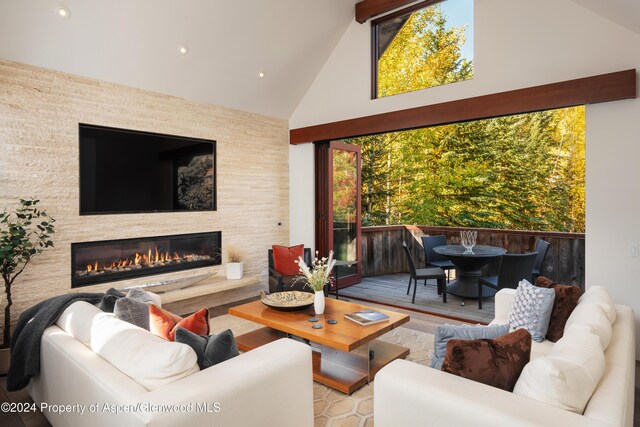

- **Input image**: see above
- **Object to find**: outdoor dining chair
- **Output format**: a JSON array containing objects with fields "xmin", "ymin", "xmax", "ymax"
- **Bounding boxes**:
[
  {"xmin": 402, "ymin": 241, "xmax": 447, "ymax": 304},
  {"xmin": 421, "ymin": 235, "xmax": 456, "ymax": 282},
  {"xmin": 531, "ymin": 239, "xmax": 550, "ymax": 283},
  {"xmin": 478, "ymin": 252, "xmax": 537, "ymax": 309}
]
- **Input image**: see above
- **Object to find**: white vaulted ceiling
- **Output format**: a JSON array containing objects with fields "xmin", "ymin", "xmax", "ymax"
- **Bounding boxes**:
[
  {"xmin": 0, "ymin": 0, "xmax": 356, "ymax": 119},
  {"xmin": 1, "ymin": 1, "xmax": 638, "ymax": 120},
  {"xmin": 569, "ymin": 0, "xmax": 640, "ymax": 35}
]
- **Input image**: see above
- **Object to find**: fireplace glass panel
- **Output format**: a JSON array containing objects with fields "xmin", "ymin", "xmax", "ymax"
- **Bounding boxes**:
[{"xmin": 71, "ymin": 232, "xmax": 221, "ymax": 288}]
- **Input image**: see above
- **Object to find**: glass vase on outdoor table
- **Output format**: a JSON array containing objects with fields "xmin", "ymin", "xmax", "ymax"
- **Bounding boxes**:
[{"xmin": 460, "ymin": 230, "xmax": 477, "ymax": 254}]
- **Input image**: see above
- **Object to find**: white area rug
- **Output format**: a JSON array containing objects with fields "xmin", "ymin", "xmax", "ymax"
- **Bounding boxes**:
[{"xmin": 210, "ymin": 315, "xmax": 435, "ymax": 427}]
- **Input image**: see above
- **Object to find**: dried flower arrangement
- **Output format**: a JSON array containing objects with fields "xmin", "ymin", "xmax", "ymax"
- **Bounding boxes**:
[
  {"xmin": 227, "ymin": 249, "xmax": 242, "ymax": 263},
  {"xmin": 296, "ymin": 250, "xmax": 336, "ymax": 292}
]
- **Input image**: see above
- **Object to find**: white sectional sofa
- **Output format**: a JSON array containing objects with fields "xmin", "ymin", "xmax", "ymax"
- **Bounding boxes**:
[
  {"xmin": 374, "ymin": 287, "xmax": 635, "ymax": 427},
  {"xmin": 27, "ymin": 302, "xmax": 314, "ymax": 427}
]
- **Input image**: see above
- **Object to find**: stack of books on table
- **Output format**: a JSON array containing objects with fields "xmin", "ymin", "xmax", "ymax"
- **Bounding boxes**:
[{"xmin": 344, "ymin": 310, "xmax": 390, "ymax": 326}]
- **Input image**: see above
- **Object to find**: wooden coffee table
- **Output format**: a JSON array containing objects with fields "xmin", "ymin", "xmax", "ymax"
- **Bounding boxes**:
[{"xmin": 228, "ymin": 298, "xmax": 410, "ymax": 394}]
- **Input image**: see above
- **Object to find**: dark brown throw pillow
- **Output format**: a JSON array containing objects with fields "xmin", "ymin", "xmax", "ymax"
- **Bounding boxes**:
[
  {"xmin": 441, "ymin": 328, "xmax": 531, "ymax": 392},
  {"xmin": 535, "ymin": 276, "xmax": 581, "ymax": 342}
]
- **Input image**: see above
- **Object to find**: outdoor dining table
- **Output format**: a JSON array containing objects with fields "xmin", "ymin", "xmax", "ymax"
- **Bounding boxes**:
[{"xmin": 432, "ymin": 245, "xmax": 507, "ymax": 299}]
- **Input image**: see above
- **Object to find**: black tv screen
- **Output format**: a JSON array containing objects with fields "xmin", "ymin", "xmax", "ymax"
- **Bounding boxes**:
[{"xmin": 79, "ymin": 124, "xmax": 216, "ymax": 215}]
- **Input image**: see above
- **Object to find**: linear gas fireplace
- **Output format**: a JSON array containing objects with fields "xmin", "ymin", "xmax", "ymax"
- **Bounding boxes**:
[{"xmin": 71, "ymin": 231, "xmax": 221, "ymax": 288}]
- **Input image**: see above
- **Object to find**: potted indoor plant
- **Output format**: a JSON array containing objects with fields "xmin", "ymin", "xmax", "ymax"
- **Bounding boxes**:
[
  {"xmin": 226, "ymin": 249, "xmax": 243, "ymax": 280},
  {"xmin": 296, "ymin": 250, "xmax": 336, "ymax": 315},
  {"xmin": 0, "ymin": 198, "xmax": 55, "ymax": 372}
]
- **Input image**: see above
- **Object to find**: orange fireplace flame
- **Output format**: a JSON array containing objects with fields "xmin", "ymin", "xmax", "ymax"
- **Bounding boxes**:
[{"xmin": 80, "ymin": 246, "xmax": 211, "ymax": 276}]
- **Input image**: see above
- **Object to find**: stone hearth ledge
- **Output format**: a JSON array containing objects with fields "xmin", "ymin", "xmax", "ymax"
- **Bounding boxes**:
[{"xmin": 159, "ymin": 274, "xmax": 261, "ymax": 314}]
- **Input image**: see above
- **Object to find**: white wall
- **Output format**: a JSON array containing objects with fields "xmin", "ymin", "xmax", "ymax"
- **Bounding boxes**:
[
  {"xmin": 289, "ymin": 0, "xmax": 640, "ymax": 355},
  {"xmin": 289, "ymin": 143, "xmax": 315, "ymax": 251},
  {"xmin": 586, "ymin": 97, "xmax": 640, "ymax": 336},
  {"xmin": 291, "ymin": 0, "xmax": 638, "ymax": 128}
]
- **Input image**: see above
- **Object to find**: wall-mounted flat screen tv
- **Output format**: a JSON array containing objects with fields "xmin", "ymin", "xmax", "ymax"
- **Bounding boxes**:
[{"xmin": 79, "ymin": 124, "xmax": 216, "ymax": 215}]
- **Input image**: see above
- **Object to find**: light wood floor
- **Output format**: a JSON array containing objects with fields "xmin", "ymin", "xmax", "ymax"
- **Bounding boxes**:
[{"xmin": 339, "ymin": 273, "xmax": 495, "ymax": 324}]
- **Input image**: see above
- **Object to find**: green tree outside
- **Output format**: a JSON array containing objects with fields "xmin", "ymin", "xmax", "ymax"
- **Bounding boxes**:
[
  {"xmin": 351, "ymin": 4, "xmax": 585, "ymax": 233},
  {"xmin": 377, "ymin": 3, "xmax": 472, "ymax": 97}
]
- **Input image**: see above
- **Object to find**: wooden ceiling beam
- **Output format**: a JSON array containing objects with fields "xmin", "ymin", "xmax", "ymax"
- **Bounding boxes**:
[
  {"xmin": 355, "ymin": 0, "xmax": 419, "ymax": 23},
  {"xmin": 289, "ymin": 69, "xmax": 637, "ymax": 144}
]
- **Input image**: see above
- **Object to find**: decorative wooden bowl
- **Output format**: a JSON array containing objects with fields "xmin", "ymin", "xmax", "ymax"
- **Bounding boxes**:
[{"xmin": 260, "ymin": 291, "xmax": 314, "ymax": 311}]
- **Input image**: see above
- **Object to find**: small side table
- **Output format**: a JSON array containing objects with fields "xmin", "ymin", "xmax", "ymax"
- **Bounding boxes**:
[{"xmin": 333, "ymin": 259, "xmax": 356, "ymax": 300}]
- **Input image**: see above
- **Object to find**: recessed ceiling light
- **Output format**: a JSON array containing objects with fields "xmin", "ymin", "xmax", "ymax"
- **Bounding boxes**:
[
  {"xmin": 179, "ymin": 46, "xmax": 189, "ymax": 55},
  {"xmin": 57, "ymin": 7, "xmax": 70, "ymax": 19},
  {"xmin": 258, "ymin": 72, "xmax": 265, "ymax": 78}
]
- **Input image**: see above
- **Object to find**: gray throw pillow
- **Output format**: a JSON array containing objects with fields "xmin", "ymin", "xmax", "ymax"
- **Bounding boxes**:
[
  {"xmin": 114, "ymin": 297, "xmax": 150, "ymax": 330},
  {"xmin": 112, "ymin": 287, "xmax": 160, "ymax": 330},
  {"xmin": 508, "ymin": 279, "xmax": 556, "ymax": 342},
  {"xmin": 97, "ymin": 288, "xmax": 126, "ymax": 312},
  {"xmin": 127, "ymin": 287, "xmax": 161, "ymax": 306},
  {"xmin": 430, "ymin": 323, "xmax": 510, "ymax": 369},
  {"xmin": 174, "ymin": 327, "xmax": 239, "ymax": 369}
]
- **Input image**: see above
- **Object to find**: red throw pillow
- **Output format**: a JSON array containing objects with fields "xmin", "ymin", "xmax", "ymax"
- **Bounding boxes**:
[
  {"xmin": 272, "ymin": 244, "xmax": 304, "ymax": 275},
  {"xmin": 441, "ymin": 328, "xmax": 532, "ymax": 392},
  {"xmin": 535, "ymin": 276, "xmax": 581, "ymax": 342},
  {"xmin": 149, "ymin": 304, "xmax": 210, "ymax": 341}
]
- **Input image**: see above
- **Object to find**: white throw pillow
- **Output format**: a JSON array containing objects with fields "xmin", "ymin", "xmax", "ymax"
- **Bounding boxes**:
[
  {"xmin": 564, "ymin": 302, "xmax": 612, "ymax": 351},
  {"xmin": 513, "ymin": 328, "xmax": 605, "ymax": 414},
  {"xmin": 56, "ymin": 301, "xmax": 104, "ymax": 347},
  {"xmin": 508, "ymin": 280, "xmax": 555, "ymax": 342},
  {"xmin": 579, "ymin": 286, "xmax": 616, "ymax": 324},
  {"xmin": 91, "ymin": 313, "xmax": 199, "ymax": 391}
]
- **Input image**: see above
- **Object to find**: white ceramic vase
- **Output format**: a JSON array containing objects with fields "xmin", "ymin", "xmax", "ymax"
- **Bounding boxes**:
[
  {"xmin": 226, "ymin": 262, "xmax": 243, "ymax": 280},
  {"xmin": 314, "ymin": 290, "xmax": 325, "ymax": 315}
]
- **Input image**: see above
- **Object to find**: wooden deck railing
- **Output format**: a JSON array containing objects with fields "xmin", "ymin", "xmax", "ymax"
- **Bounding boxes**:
[{"xmin": 361, "ymin": 225, "xmax": 585, "ymax": 290}]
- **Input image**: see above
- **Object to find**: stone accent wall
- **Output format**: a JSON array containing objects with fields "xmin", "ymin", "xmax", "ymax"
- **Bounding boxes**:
[{"xmin": 0, "ymin": 59, "xmax": 290, "ymax": 320}]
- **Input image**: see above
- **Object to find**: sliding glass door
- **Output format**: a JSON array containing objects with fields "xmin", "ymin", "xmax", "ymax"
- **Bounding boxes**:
[{"xmin": 315, "ymin": 141, "xmax": 362, "ymax": 287}]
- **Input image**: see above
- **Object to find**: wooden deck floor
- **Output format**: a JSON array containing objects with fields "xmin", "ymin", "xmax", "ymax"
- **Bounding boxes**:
[{"xmin": 339, "ymin": 273, "xmax": 495, "ymax": 324}]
